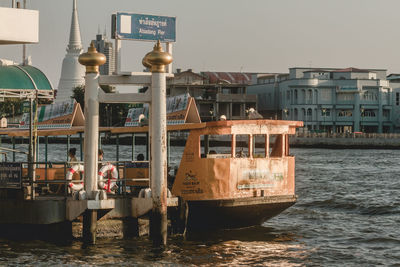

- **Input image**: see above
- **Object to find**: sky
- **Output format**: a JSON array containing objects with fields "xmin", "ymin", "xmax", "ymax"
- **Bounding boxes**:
[{"xmin": 1, "ymin": 0, "xmax": 400, "ymax": 87}]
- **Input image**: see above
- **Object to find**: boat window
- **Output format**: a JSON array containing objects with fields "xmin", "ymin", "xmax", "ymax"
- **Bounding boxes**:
[
  {"xmin": 253, "ymin": 134, "xmax": 266, "ymax": 158},
  {"xmin": 235, "ymin": 134, "xmax": 249, "ymax": 158},
  {"xmin": 200, "ymin": 134, "xmax": 232, "ymax": 158},
  {"xmin": 269, "ymin": 134, "xmax": 284, "ymax": 157}
]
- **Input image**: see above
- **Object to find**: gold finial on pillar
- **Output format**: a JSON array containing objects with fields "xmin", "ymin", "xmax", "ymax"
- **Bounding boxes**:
[
  {"xmin": 142, "ymin": 40, "xmax": 173, "ymax": 73},
  {"xmin": 78, "ymin": 42, "xmax": 106, "ymax": 73}
]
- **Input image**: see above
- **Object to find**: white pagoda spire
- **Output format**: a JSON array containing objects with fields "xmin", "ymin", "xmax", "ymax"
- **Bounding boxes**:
[
  {"xmin": 67, "ymin": 0, "xmax": 82, "ymax": 52},
  {"xmin": 57, "ymin": 0, "xmax": 85, "ymax": 102}
]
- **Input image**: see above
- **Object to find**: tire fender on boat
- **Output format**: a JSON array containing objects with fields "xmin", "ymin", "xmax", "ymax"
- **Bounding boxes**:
[
  {"xmin": 98, "ymin": 163, "xmax": 119, "ymax": 192},
  {"xmin": 67, "ymin": 164, "xmax": 84, "ymax": 191}
]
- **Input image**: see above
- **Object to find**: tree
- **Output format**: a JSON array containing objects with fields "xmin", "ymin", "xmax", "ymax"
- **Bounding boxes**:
[
  {"xmin": 72, "ymin": 85, "xmax": 85, "ymax": 110},
  {"xmin": 72, "ymin": 84, "xmax": 130, "ymax": 127},
  {"xmin": 0, "ymin": 99, "xmax": 23, "ymax": 118}
]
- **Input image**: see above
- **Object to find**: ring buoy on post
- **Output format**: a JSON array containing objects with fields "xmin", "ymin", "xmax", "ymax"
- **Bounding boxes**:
[
  {"xmin": 98, "ymin": 164, "xmax": 119, "ymax": 192},
  {"xmin": 67, "ymin": 164, "xmax": 84, "ymax": 192}
]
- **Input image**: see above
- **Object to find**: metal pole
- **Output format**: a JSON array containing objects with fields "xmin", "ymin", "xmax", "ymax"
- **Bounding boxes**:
[
  {"xmin": 12, "ymin": 137, "xmax": 15, "ymax": 162},
  {"xmin": 44, "ymin": 137, "xmax": 47, "ymax": 181},
  {"xmin": 116, "ymin": 134, "xmax": 120, "ymax": 162},
  {"xmin": 79, "ymin": 132, "xmax": 83, "ymax": 161},
  {"xmin": 131, "ymin": 133, "xmax": 135, "ymax": 161},
  {"xmin": 67, "ymin": 135, "xmax": 70, "ymax": 162},
  {"xmin": 28, "ymin": 98, "xmax": 35, "ymax": 199},
  {"xmin": 22, "ymin": 0, "xmax": 27, "ymax": 65}
]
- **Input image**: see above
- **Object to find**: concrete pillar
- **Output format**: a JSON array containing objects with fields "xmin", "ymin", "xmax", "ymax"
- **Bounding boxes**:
[
  {"xmin": 82, "ymin": 210, "xmax": 97, "ymax": 245},
  {"xmin": 142, "ymin": 41, "xmax": 172, "ymax": 246},
  {"xmin": 83, "ymin": 72, "xmax": 100, "ymax": 197},
  {"xmin": 78, "ymin": 42, "xmax": 106, "ymax": 245},
  {"xmin": 150, "ymin": 71, "xmax": 168, "ymax": 245},
  {"xmin": 123, "ymin": 217, "xmax": 140, "ymax": 238}
]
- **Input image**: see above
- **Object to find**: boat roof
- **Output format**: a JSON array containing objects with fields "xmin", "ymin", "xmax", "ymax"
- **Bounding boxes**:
[{"xmin": 0, "ymin": 120, "xmax": 303, "ymax": 137}]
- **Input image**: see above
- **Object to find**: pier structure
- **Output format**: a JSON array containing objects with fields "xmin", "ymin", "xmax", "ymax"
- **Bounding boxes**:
[{"xmin": 77, "ymin": 41, "xmax": 173, "ymax": 245}]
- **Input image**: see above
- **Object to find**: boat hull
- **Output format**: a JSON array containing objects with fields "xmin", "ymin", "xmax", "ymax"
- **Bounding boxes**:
[{"xmin": 186, "ymin": 195, "xmax": 297, "ymax": 230}]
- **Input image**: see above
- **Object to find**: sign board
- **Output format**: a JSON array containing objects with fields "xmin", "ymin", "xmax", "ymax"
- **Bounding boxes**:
[
  {"xmin": 0, "ymin": 117, "xmax": 6, "ymax": 128},
  {"xmin": 125, "ymin": 93, "xmax": 201, "ymax": 126},
  {"xmin": 112, "ymin": 12, "xmax": 176, "ymax": 42},
  {"xmin": 0, "ymin": 162, "xmax": 22, "ymax": 189},
  {"xmin": 19, "ymin": 99, "xmax": 84, "ymax": 129}
]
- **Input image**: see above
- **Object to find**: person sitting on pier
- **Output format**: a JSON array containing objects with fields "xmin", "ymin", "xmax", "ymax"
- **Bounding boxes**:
[
  {"xmin": 98, "ymin": 149, "xmax": 105, "ymax": 170},
  {"xmin": 98, "ymin": 148, "xmax": 104, "ymax": 161},
  {"xmin": 135, "ymin": 153, "xmax": 149, "ymax": 168}
]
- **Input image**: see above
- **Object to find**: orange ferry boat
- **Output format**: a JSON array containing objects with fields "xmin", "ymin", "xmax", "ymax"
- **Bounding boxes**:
[{"xmin": 171, "ymin": 119, "xmax": 303, "ymax": 230}]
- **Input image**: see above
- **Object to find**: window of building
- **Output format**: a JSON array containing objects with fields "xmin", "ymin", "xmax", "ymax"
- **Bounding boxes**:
[
  {"xmin": 321, "ymin": 109, "xmax": 331, "ymax": 116},
  {"xmin": 362, "ymin": 110, "xmax": 376, "ymax": 117},
  {"xmin": 338, "ymin": 110, "xmax": 352, "ymax": 117},
  {"xmin": 383, "ymin": 109, "xmax": 390, "ymax": 118},
  {"xmin": 286, "ymin": 90, "xmax": 290, "ymax": 101},
  {"xmin": 362, "ymin": 90, "xmax": 378, "ymax": 101},
  {"xmin": 320, "ymin": 89, "xmax": 331, "ymax": 101},
  {"xmin": 307, "ymin": 90, "xmax": 312, "ymax": 104},
  {"xmin": 396, "ymin": 92, "xmax": 400, "ymax": 106},
  {"xmin": 337, "ymin": 93, "xmax": 354, "ymax": 101},
  {"xmin": 232, "ymin": 103, "xmax": 241, "ymax": 116}
]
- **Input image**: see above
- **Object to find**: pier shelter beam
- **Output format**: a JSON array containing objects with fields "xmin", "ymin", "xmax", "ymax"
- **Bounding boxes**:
[{"xmin": 143, "ymin": 41, "xmax": 173, "ymax": 246}]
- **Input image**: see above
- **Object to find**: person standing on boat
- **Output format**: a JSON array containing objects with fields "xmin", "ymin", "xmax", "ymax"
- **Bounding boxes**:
[{"xmin": 68, "ymin": 148, "xmax": 78, "ymax": 167}]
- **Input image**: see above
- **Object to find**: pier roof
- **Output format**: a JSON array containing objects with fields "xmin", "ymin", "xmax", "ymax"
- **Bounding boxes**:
[
  {"xmin": 0, "ymin": 65, "xmax": 53, "ymax": 90},
  {"xmin": 0, "ymin": 120, "xmax": 303, "ymax": 137}
]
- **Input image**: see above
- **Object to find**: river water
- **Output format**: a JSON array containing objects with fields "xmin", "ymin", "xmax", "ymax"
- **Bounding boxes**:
[{"xmin": 1, "ymin": 146, "xmax": 400, "ymax": 266}]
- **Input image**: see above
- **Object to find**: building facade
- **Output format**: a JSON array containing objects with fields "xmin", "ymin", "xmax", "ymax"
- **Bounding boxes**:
[
  {"xmin": 167, "ymin": 69, "xmax": 257, "ymax": 121},
  {"xmin": 92, "ymin": 31, "xmax": 115, "ymax": 75},
  {"xmin": 248, "ymin": 67, "xmax": 393, "ymax": 133}
]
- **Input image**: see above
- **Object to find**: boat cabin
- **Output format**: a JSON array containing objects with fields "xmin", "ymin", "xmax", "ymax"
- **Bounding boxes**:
[{"xmin": 172, "ymin": 119, "xmax": 303, "ymax": 201}]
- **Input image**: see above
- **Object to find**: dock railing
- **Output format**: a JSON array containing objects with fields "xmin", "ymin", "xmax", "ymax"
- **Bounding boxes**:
[
  {"xmin": 21, "ymin": 160, "xmax": 152, "ymax": 199},
  {"xmin": 295, "ymin": 132, "xmax": 400, "ymax": 139}
]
